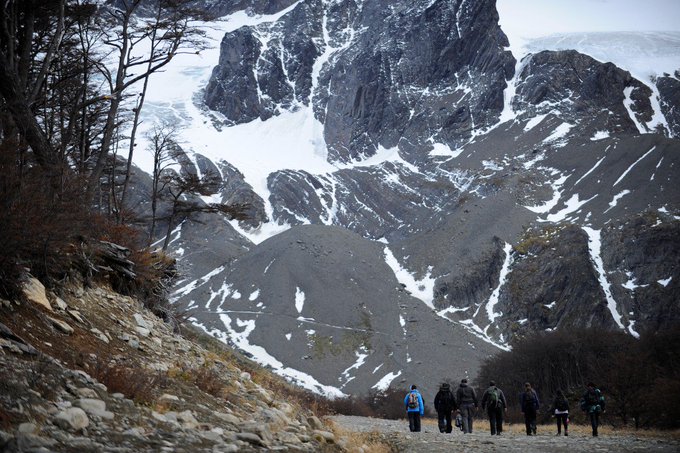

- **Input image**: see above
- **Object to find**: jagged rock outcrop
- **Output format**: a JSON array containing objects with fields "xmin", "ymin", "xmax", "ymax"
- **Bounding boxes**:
[
  {"xmin": 513, "ymin": 50, "xmax": 653, "ymax": 133},
  {"xmin": 205, "ymin": 0, "xmax": 514, "ymax": 161},
  {"xmin": 602, "ymin": 212, "xmax": 680, "ymax": 332},
  {"xmin": 657, "ymin": 72, "xmax": 680, "ymax": 136}
]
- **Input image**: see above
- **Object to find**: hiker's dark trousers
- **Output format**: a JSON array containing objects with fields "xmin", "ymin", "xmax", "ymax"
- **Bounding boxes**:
[
  {"xmin": 487, "ymin": 407, "xmax": 503, "ymax": 434},
  {"xmin": 408, "ymin": 412, "xmax": 421, "ymax": 432},
  {"xmin": 460, "ymin": 404, "xmax": 475, "ymax": 433},
  {"xmin": 524, "ymin": 408, "xmax": 537, "ymax": 435},
  {"xmin": 437, "ymin": 410, "xmax": 452, "ymax": 433},
  {"xmin": 556, "ymin": 414, "xmax": 568, "ymax": 434},
  {"xmin": 589, "ymin": 412, "xmax": 600, "ymax": 436}
]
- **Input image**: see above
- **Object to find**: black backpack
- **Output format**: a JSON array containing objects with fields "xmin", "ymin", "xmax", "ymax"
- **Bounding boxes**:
[
  {"xmin": 440, "ymin": 390, "xmax": 455, "ymax": 411},
  {"xmin": 555, "ymin": 396, "xmax": 569, "ymax": 411}
]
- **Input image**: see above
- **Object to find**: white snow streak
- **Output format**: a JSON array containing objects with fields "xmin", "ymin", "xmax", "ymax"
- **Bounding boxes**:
[
  {"xmin": 295, "ymin": 287, "xmax": 305, "ymax": 314},
  {"xmin": 582, "ymin": 227, "xmax": 625, "ymax": 331},
  {"xmin": 372, "ymin": 371, "xmax": 402, "ymax": 392},
  {"xmin": 574, "ymin": 152, "xmax": 608, "ymax": 186},
  {"xmin": 613, "ymin": 146, "xmax": 657, "ymax": 186},
  {"xmin": 383, "ymin": 247, "xmax": 435, "ymax": 309},
  {"xmin": 623, "ymin": 86, "xmax": 647, "ymax": 134},
  {"xmin": 658, "ymin": 277, "xmax": 672, "ymax": 287},
  {"xmin": 486, "ymin": 243, "xmax": 514, "ymax": 323},
  {"xmin": 541, "ymin": 193, "xmax": 597, "ymax": 223},
  {"xmin": 604, "ymin": 190, "xmax": 631, "ymax": 213}
]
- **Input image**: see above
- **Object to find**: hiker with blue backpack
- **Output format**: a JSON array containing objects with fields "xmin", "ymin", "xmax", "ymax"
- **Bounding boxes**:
[
  {"xmin": 404, "ymin": 384, "xmax": 425, "ymax": 432},
  {"xmin": 481, "ymin": 380, "xmax": 507, "ymax": 435}
]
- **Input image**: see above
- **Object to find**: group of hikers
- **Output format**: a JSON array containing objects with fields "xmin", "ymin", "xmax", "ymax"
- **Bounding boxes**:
[{"xmin": 404, "ymin": 380, "xmax": 606, "ymax": 437}]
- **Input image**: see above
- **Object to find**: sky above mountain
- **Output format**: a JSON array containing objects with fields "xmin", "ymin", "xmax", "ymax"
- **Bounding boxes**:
[{"xmin": 497, "ymin": 0, "xmax": 680, "ymax": 38}]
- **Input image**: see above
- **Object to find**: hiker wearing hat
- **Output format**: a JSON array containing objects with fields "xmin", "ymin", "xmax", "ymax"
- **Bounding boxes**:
[
  {"xmin": 455, "ymin": 378, "xmax": 478, "ymax": 433},
  {"xmin": 481, "ymin": 380, "xmax": 507, "ymax": 435},
  {"xmin": 434, "ymin": 382, "xmax": 457, "ymax": 433},
  {"xmin": 404, "ymin": 384, "xmax": 425, "ymax": 432}
]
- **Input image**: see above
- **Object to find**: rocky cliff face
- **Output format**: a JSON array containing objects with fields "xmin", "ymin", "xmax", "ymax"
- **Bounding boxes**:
[
  {"xmin": 139, "ymin": 0, "xmax": 680, "ymax": 397},
  {"xmin": 204, "ymin": 0, "xmax": 514, "ymax": 162},
  {"xmin": 513, "ymin": 50, "xmax": 654, "ymax": 133}
]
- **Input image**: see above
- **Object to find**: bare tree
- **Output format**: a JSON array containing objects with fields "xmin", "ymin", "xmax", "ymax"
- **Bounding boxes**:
[
  {"xmin": 147, "ymin": 123, "xmax": 178, "ymax": 245},
  {"xmin": 84, "ymin": 0, "xmax": 209, "ymax": 205}
]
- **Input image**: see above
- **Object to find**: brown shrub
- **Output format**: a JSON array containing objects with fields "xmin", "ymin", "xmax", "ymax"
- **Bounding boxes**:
[{"xmin": 89, "ymin": 361, "xmax": 166, "ymax": 404}]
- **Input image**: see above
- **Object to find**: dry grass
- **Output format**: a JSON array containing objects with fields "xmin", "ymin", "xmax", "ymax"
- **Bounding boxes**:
[
  {"xmin": 488, "ymin": 422, "xmax": 680, "ymax": 439},
  {"xmin": 329, "ymin": 421, "xmax": 394, "ymax": 453}
]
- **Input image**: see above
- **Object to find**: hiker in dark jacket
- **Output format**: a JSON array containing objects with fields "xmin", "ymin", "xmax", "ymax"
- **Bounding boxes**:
[
  {"xmin": 404, "ymin": 384, "xmax": 424, "ymax": 432},
  {"xmin": 580, "ymin": 382, "xmax": 605, "ymax": 437},
  {"xmin": 455, "ymin": 378, "xmax": 478, "ymax": 433},
  {"xmin": 434, "ymin": 382, "xmax": 457, "ymax": 433},
  {"xmin": 519, "ymin": 382, "xmax": 540, "ymax": 436},
  {"xmin": 551, "ymin": 389, "xmax": 570, "ymax": 436},
  {"xmin": 481, "ymin": 381, "xmax": 507, "ymax": 435}
]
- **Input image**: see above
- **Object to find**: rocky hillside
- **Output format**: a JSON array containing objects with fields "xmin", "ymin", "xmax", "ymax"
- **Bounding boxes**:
[{"xmin": 0, "ymin": 275, "xmax": 372, "ymax": 452}]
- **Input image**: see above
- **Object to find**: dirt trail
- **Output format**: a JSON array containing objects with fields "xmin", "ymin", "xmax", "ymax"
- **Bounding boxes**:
[{"xmin": 330, "ymin": 415, "xmax": 680, "ymax": 453}]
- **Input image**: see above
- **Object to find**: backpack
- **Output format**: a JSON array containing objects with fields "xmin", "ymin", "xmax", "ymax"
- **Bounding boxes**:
[
  {"xmin": 408, "ymin": 392, "xmax": 419, "ymax": 409},
  {"xmin": 437, "ymin": 389, "xmax": 454, "ymax": 411},
  {"xmin": 555, "ymin": 396, "xmax": 569, "ymax": 412},
  {"xmin": 488, "ymin": 387, "xmax": 500, "ymax": 409},
  {"xmin": 581, "ymin": 389, "xmax": 604, "ymax": 412}
]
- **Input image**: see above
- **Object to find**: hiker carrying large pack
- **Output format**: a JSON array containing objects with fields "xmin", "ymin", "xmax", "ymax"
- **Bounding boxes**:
[
  {"xmin": 404, "ymin": 384, "xmax": 424, "ymax": 432},
  {"xmin": 481, "ymin": 381, "xmax": 507, "ymax": 435},
  {"xmin": 581, "ymin": 382, "xmax": 605, "ymax": 436},
  {"xmin": 434, "ymin": 382, "xmax": 457, "ymax": 433}
]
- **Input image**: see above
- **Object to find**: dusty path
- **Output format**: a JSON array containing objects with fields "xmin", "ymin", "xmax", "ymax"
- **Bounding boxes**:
[{"xmin": 330, "ymin": 415, "xmax": 680, "ymax": 452}]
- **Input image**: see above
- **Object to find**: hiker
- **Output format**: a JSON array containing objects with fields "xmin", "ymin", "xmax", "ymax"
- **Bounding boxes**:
[
  {"xmin": 434, "ymin": 382, "xmax": 457, "ymax": 433},
  {"xmin": 520, "ymin": 382, "xmax": 540, "ymax": 436},
  {"xmin": 455, "ymin": 378, "xmax": 478, "ymax": 433},
  {"xmin": 481, "ymin": 380, "xmax": 507, "ymax": 435},
  {"xmin": 404, "ymin": 384, "xmax": 424, "ymax": 432},
  {"xmin": 580, "ymin": 382, "xmax": 605, "ymax": 436},
  {"xmin": 552, "ymin": 389, "xmax": 570, "ymax": 436}
]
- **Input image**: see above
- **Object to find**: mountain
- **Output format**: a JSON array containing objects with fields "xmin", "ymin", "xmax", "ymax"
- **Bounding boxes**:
[{"xmin": 130, "ymin": 0, "xmax": 680, "ymax": 398}]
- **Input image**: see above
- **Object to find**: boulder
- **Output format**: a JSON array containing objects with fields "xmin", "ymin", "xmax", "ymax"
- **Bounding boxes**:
[
  {"xmin": 22, "ymin": 278, "xmax": 52, "ymax": 311},
  {"xmin": 53, "ymin": 407, "xmax": 89, "ymax": 431},
  {"xmin": 54, "ymin": 297, "xmax": 68, "ymax": 310},
  {"xmin": 312, "ymin": 430, "xmax": 335, "ymax": 444},
  {"xmin": 47, "ymin": 317, "xmax": 74, "ymax": 334}
]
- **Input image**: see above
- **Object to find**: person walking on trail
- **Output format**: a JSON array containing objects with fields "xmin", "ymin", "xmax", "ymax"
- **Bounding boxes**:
[
  {"xmin": 552, "ymin": 389, "xmax": 570, "ymax": 436},
  {"xmin": 434, "ymin": 382, "xmax": 457, "ymax": 433},
  {"xmin": 455, "ymin": 378, "xmax": 478, "ymax": 433},
  {"xmin": 404, "ymin": 384, "xmax": 425, "ymax": 432},
  {"xmin": 581, "ymin": 382, "xmax": 605, "ymax": 437},
  {"xmin": 520, "ymin": 382, "xmax": 540, "ymax": 436},
  {"xmin": 481, "ymin": 380, "xmax": 507, "ymax": 435}
]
